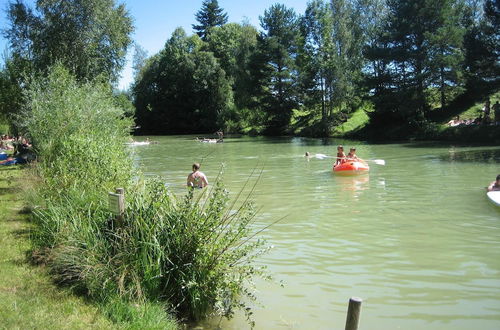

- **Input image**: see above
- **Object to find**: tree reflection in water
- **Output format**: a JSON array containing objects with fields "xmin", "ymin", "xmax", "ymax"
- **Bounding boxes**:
[{"xmin": 445, "ymin": 148, "xmax": 500, "ymax": 163}]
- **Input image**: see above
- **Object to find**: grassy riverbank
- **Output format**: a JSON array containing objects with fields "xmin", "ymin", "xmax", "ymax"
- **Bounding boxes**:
[
  {"xmin": 3, "ymin": 64, "xmax": 269, "ymax": 328},
  {"xmin": 341, "ymin": 88, "xmax": 500, "ymax": 143},
  {"xmin": 0, "ymin": 167, "xmax": 115, "ymax": 328}
]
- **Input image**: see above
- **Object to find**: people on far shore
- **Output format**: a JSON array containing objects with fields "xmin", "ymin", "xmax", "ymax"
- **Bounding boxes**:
[
  {"xmin": 195, "ymin": 131, "xmax": 224, "ymax": 143},
  {"xmin": 187, "ymin": 163, "xmax": 208, "ymax": 189},
  {"xmin": 487, "ymin": 174, "xmax": 500, "ymax": 192},
  {"xmin": 493, "ymin": 101, "xmax": 500, "ymax": 125},
  {"xmin": 482, "ymin": 99, "xmax": 491, "ymax": 125},
  {"xmin": 447, "ymin": 115, "xmax": 463, "ymax": 127},
  {"xmin": 216, "ymin": 130, "xmax": 224, "ymax": 142}
]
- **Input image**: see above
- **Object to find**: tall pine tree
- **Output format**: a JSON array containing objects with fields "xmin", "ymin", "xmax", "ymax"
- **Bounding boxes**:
[
  {"xmin": 463, "ymin": 0, "xmax": 500, "ymax": 84},
  {"xmin": 254, "ymin": 4, "xmax": 299, "ymax": 134},
  {"xmin": 367, "ymin": 0, "xmax": 466, "ymax": 129},
  {"xmin": 192, "ymin": 0, "xmax": 228, "ymax": 41}
]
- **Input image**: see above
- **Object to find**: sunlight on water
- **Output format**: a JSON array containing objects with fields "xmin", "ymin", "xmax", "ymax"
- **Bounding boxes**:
[{"xmin": 134, "ymin": 136, "xmax": 500, "ymax": 330}]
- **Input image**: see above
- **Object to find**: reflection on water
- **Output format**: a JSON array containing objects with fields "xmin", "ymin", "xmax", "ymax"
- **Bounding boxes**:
[
  {"xmin": 335, "ymin": 175, "xmax": 370, "ymax": 197},
  {"xmin": 135, "ymin": 137, "xmax": 500, "ymax": 330},
  {"xmin": 444, "ymin": 148, "xmax": 500, "ymax": 163}
]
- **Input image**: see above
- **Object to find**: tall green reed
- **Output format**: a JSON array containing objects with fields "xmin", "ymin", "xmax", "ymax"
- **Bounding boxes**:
[{"xmin": 23, "ymin": 64, "xmax": 272, "ymax": 327}]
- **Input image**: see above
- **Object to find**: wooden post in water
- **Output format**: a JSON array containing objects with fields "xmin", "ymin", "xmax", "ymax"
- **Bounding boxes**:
[
  {"xmin": 345, "ymin": 297, "xmax": 362, "ymax": 330},
  {"xmin": 109, "ymin": 188, "xmax": 125, "ymax": 226}
]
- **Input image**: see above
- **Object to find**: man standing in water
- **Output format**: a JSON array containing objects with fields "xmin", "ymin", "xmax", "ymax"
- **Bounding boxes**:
[{"xmin": 187, "ymin": 163, "xmax": 209, "ymax": 189}]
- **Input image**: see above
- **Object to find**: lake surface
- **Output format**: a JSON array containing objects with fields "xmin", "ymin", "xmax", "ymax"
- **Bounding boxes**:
[{"xmin": 133, "ymin": 136, "xmax": 500, "ymax": 330}]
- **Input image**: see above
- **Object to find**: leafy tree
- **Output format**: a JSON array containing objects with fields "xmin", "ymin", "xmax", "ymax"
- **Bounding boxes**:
[
  {"xmin": 299, "ymin": 0, "xmax": 333, "ymax": 127},
  {"xmin": 426, "ymin": 1, "xmax": 466, "ymax": 108},
  {"xmin": 0, "ymin": 54, "xmax": 30, "ymax": 132},
  {"xmin": 299, "ymin": 0, "xmax": 365, "ymax": 134},
  {"xmin": 113, "ymin": 90, "xmax": 135, "ymax": 117},
  {"xmin": 133, "ymin": 28, "xmax": 232, "ymax": 134},
  {"xmin": 3, "ymin": 0, "xmax": 134, "ymax": 83},
  {"xmin": 207, "ymin": 23, "xmax": 258, "ymax": 111},
  {"xmin": 192, "ymin": 0, "xmax": 228, "ymax": 41},
  {"xmin": 463, "ymin": 0, "xmax": 500, "ymax": 83},
  {"xmin": 132, "ymin": 43, "xmax": 149, "ymax": 79},
  {"xmin": 357, "ymin": 0, "xmax": 389, "ymax": 94},
  {"xmin": 254, "ymin": 4, "xmax": 299, "ymax": 134},
  {"xmin": 366, "ymin": 0, "xmax": 467, "ymax": 128}
]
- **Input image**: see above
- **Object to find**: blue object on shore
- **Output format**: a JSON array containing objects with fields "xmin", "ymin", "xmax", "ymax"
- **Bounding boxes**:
[
  {"xmin": 0, "ymin": 159, "xmax": 17, "ymax": 166},
  {"xmin": 0, "ymin": 153, "xmax": 8, "ymax": 160}
]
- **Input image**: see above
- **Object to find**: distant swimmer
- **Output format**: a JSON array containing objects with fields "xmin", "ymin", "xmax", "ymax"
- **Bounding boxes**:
[
  {"xmin": 487, "ymin": 174, "xmax": 500, "ymax": 192},
  {"xmin": 305, "ymin": 152, "xmax": 328, "ymax": 160},
  {"xmin": 187, "ymin": 163, "xmax": 209, "ymax": 189}
]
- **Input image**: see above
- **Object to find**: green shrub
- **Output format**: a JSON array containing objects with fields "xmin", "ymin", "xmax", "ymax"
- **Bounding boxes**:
[
  {"xmin": 22, "ymin": 64, "xmax": 133, "ymax": 201},
  {"xmin": 23, "ymin": 64, "xmax": 272, "ymax": 328},
  {"xmin": 117, "ymin": 178, "xmax": 270, "ymax": 323}
]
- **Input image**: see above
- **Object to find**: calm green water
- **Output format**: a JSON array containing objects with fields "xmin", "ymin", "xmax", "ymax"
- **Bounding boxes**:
[{"xmin": 134, "ymin": 136, "xmax": 500, "ymax": 330}]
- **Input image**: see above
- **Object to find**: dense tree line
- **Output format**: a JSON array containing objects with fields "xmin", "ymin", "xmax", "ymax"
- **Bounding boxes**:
[
  {"xmin": 132, "ymin": 0, "xmax": 499, "ymax": 136},
  {"xmin": 133, "ymin": 0, "xmax": 500, "ymax": 135},
  {"xmin": 1, "ymin": 0, "xmax": 498, "ymax": 137}
]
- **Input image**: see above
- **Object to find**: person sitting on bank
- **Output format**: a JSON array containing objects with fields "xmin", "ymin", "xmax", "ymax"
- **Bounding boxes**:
[
  {"xmin": 493, "ymin": 101, "xmax": 500, "ymax": 125},
  {"xmin": 487, "ymin": 174, "xmax": 500, "ymax": 192},
  {"xmin": 187, "ymin": 163, "xmax": 208, "ymax": 189},
  {"xmin": 216, "ymin": 130, "xmax": 224, "ymax": 142},
  {"xmin": 334, "ymin": 145, "xmax": 346, "ymax": 166},
  {"xmin": 482, "ymin": 99, "xmax": 491, "ymax": 125},
  {"xmin": 447, "ymin": 115, "xmax": 462, "ymax": 127}
]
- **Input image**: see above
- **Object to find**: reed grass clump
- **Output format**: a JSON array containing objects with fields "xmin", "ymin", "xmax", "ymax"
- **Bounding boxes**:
[{"xmin": 22, "ymin": 65, "xmax": 271, "ymax": 327}]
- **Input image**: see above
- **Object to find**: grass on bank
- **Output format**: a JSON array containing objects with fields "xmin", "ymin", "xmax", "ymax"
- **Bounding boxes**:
[
  {"xmin": 0, "ymin": 167, "xmax": 114, "ymax": 329},
  {"xmin": 439, "ymin": 90, "xmax": 500, "ymax": 123},
  {"xmin": 331, "ymin": 107, "xmax": 370, "ymax": 136},
  {"xmin": 0, "ymin": 167, "xmax": 177, "ymax": 329}
]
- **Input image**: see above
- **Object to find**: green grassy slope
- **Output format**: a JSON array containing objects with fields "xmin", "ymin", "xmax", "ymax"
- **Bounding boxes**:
[{"xmin": 0, "ymin": 167, "xmax": 115, "ymax": 329}]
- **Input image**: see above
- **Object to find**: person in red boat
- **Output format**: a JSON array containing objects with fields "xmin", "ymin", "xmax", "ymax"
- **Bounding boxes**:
[{"xmin": 335, "ymin": 145, "xmax": 346, "ymax": 166}]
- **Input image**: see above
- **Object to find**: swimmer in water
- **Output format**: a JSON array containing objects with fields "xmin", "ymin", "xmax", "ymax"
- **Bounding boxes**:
[
  {"xmin": 487, "ymin": 174, "xmax": 500, "ymax": 192},
  {"xmin": 187, "ymin": 163, "xmax": 209, "ymax": 189}
]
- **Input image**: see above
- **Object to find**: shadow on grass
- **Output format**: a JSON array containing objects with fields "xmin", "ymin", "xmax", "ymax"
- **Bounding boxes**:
[
  {"xmin": 0, "ymin": 187, "xmax": 19, "ymax": 195},
  {"xmin": 0, "ymin": 166, "xmax": 22, "ymax": 172},
  {"xmin": 12, "ymin": 228, "xmax": 30, "ymax": 238}
]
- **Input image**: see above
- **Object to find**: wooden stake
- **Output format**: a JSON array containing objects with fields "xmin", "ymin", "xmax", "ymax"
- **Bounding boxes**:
[{"xmin": 345, "ymin": 297, "xmax": 362, "ymax": 330}]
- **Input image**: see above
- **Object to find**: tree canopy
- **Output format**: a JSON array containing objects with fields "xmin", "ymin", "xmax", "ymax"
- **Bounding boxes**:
[
  {"xmin": 2, "ymin": 0, "xmax": 497, "ymax": 138},
  {"xmin": 192, "ymin": 0, "xmax": 228, "ymax": 41},
  {"xmin": 3, "ymin": 0, "xmax": 134, "ymax": 83},
  {"xmin": 133, "ymin": 28, "xmax": 232, "ymax": 134}
]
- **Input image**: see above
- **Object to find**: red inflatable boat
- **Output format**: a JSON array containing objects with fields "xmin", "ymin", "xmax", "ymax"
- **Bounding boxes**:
[{"xmin": 333, "ymin": 161, "xmax": 369, "ymax": 175}]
